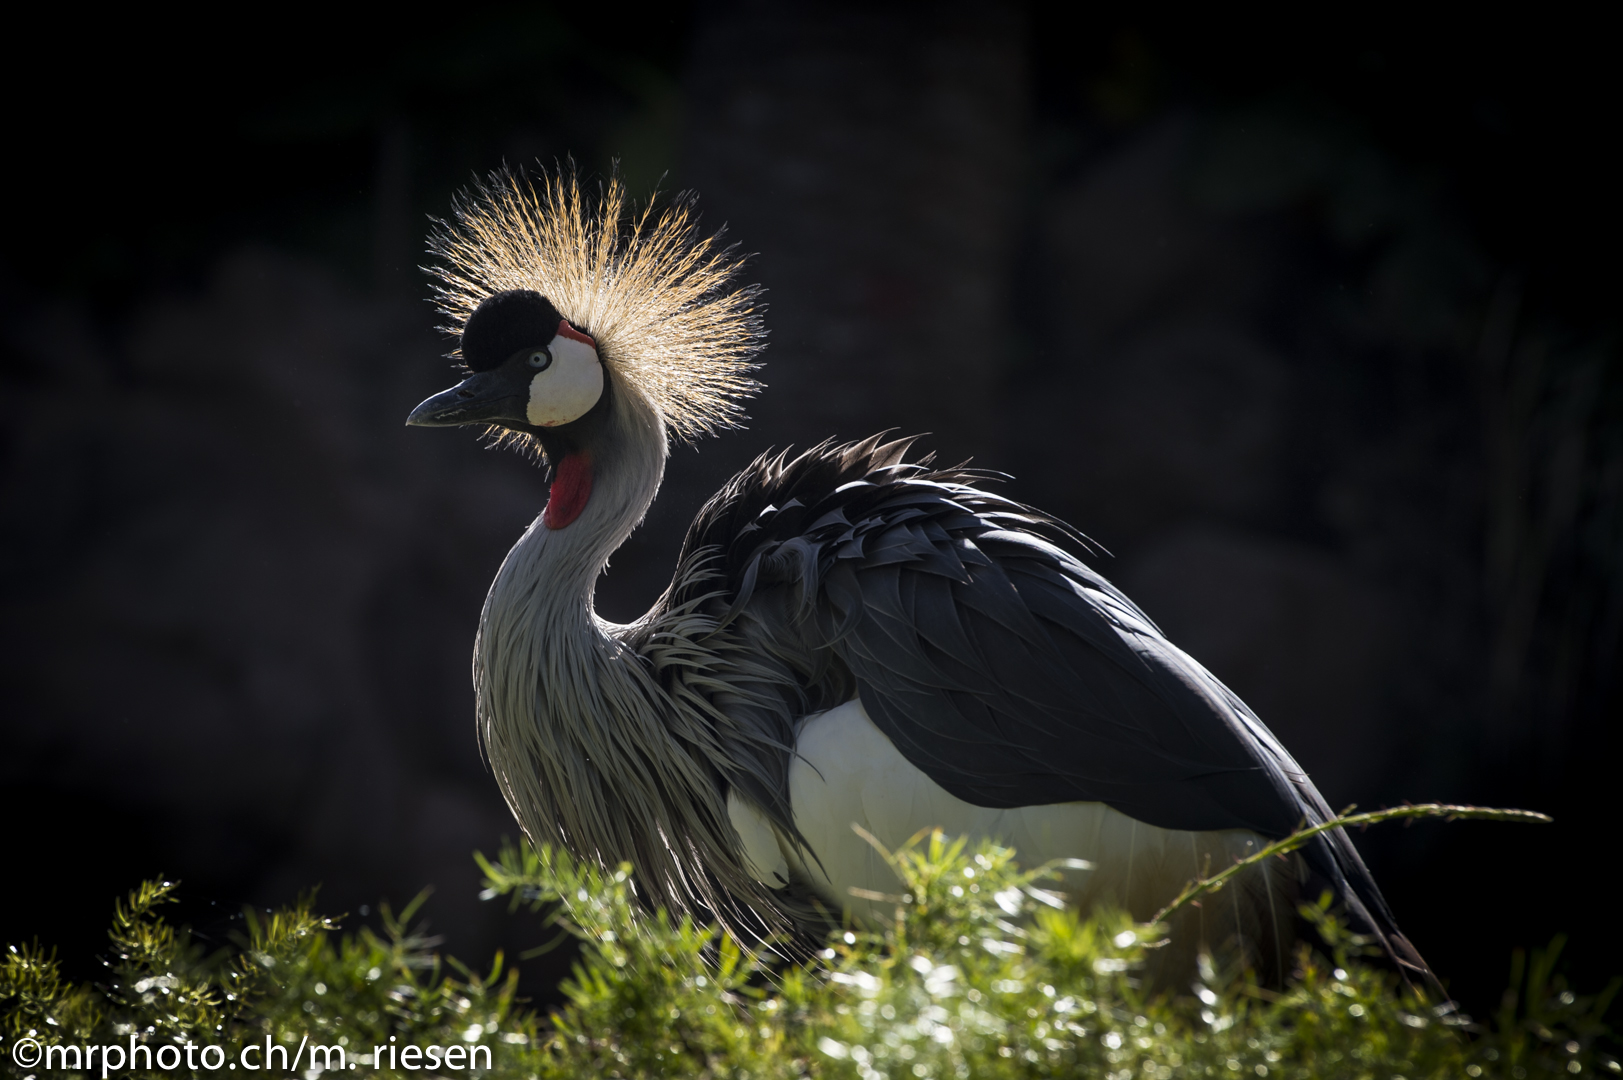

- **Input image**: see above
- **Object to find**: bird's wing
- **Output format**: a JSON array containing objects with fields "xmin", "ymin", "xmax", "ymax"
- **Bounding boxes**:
[{"xmin": 673, "ymin": 434, "xmax": 1431, "ymax": 983}]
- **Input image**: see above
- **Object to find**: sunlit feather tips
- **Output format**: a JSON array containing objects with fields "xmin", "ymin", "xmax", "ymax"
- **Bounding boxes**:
[{"xmin": 427, "ymin": 166, "xmax": 764, "ymax": 441}]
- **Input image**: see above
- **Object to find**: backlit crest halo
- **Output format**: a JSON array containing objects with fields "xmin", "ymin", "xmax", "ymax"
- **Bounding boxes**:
[{"xmin": 427, "ymin": 165, "xmax": 765, "ymax": 441}]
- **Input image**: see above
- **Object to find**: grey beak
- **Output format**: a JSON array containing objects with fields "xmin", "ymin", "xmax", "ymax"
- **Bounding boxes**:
[{"xmin": 406, "ymin": 371, "xmax": 527, "ymax": 428}]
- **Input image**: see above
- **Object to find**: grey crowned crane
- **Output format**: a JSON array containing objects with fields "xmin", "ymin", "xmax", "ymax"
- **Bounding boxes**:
[{"xmin": 407, "ymin": 170, "xmax": 1431, "ymax": 986}]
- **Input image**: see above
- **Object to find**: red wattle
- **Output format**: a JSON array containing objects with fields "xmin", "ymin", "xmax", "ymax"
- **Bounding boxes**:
[{"xmin": 543, "ymin": 453, "xmax": 593, "ymax": 529}]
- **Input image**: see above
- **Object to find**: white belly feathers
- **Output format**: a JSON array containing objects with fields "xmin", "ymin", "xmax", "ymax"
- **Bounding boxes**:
[{"xmin": 730, "ymin": 698, "xmax": 1283, "ymax": 932}]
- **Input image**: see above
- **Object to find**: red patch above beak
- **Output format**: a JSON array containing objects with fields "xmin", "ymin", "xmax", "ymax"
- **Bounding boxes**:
[{"xmin": 557, "ymin": 319, "xmax": 595, "ymax": 347}]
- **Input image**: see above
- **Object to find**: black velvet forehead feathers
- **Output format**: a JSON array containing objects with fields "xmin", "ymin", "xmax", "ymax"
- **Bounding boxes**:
[{"xmin": 460, "ymin": 290, "xmax": 565, "ymax": 372}]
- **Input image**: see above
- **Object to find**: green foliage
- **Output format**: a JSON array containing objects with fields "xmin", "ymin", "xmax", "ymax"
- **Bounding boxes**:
[
  {"xmin": 5, "ymin": 835, "xmax": 1618, "ymax": 1079},
  {"xmin": 478, "ymin": 832, "xmax": 1618, "ymax": 1079},
  {"xmin": 3, "ymin": 880, "xmax": 541, "ymax": 1078}
]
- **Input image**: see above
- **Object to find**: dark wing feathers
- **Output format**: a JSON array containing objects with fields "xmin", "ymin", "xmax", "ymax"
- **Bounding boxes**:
[{"xmin": 673, "ymin": 436, "xmax": 1429, "ymax": 982}]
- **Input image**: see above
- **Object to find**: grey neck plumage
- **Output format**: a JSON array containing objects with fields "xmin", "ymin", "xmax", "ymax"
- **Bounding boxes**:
[{"xmin": 472, "ymin": 382, "xmax": 770, "ymax": 924}]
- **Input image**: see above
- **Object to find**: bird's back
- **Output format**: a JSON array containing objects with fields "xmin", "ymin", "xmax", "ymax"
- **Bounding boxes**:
[{"xmin": 651, "ymin": 434, "xmax": 1429, "ymax": 984}]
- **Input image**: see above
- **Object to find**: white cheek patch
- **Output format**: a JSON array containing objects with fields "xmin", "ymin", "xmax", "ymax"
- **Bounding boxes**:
[{"xmin": 527, "ymin": 337, "xmax": 604, "ymax": 427}]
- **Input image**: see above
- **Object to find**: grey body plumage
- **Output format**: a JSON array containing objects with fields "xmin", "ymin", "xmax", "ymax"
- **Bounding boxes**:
[{"xmin": 409, "ymin": 168, "xmax": 1431, "ymax": 986}]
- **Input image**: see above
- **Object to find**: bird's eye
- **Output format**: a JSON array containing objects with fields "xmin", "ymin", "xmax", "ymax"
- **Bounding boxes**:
[{"xmin": 527, "ymin": 349, "xmax": 552, "ymax": 371}]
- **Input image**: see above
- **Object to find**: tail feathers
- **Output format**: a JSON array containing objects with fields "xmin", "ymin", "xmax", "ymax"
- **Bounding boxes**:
[{"xmin": 1312, "ymin": 830, "xmax": 1446, "ymax": 1001}]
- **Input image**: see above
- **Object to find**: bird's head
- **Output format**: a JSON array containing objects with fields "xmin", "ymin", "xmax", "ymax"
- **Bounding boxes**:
[
  {"xmin": 406, "ymin": 288, "xmax": 610, "ymax": 446},
  {"xmin": 406, "ymin": 167, "xmax": 764, "ymax": 527}
]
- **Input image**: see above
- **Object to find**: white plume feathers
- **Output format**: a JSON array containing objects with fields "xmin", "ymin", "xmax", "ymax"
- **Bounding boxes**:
[{"xmin": 428, "ymin": 165, "xmax": 765, "ymax": 440}]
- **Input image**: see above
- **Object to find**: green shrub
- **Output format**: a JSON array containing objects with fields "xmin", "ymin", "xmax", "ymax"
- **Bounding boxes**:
[{"xmin": 4, "ymin": 830, "xmax": 1617, "ymax": 1078}]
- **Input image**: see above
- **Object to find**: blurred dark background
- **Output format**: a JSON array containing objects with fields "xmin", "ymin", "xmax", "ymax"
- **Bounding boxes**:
[{"xmin": 2, "ymin": 4, "xmax": 1617, "ymax": 1016}]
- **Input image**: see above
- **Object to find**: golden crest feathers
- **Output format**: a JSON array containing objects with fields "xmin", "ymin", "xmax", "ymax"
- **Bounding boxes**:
[{"xmin": 428, "ymin": 166, "xmax": 764, "ymax": 440}]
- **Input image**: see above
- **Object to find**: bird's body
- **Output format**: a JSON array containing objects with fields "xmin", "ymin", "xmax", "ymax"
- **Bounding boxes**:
[
  {"xmin": 409, "ymin": 170, "xmax": 1429, "ymax": 986},
  {"xmin": 769, "ymin": 698, "xmax": 1286, "ymax": 947}
]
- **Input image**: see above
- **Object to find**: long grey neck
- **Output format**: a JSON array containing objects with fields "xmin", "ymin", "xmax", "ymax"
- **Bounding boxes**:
[
  {"xmin": 473, "ymin": 381, "xmax": 787, "ymax": 929},
  {"xmin": 474, "ymin": 383, "xmax": 692, "ymax": 891},
  {"xmin": 501, "ymin": 388, "xmax": 669, "ymax": 620}
]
